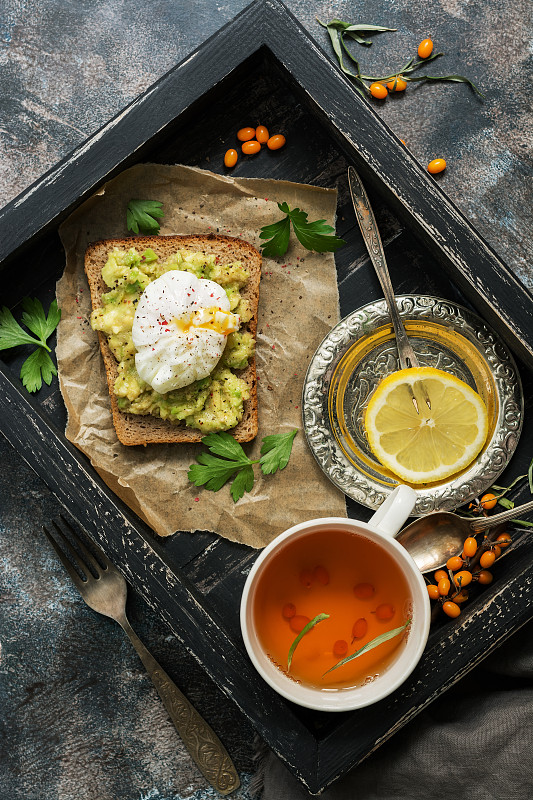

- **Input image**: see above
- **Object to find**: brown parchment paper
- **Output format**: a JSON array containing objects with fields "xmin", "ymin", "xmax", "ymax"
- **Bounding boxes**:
[{"xmin": 56, "ymin": 163, "xmax": 347, "ymax": 546}]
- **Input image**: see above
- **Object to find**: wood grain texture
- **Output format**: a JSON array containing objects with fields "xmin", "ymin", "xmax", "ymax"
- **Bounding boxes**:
[{"xmin": 0, "ymin": 0, "xmax": 532, "ymax": 796}]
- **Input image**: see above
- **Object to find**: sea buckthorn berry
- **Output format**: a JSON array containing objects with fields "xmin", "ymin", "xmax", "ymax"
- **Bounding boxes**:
[
  {"xmin": 491, "ymin": 544, "xmax": 502, "ymax": 558},
  {"xmin": 237, "ymin": 126, "xmax": 256, "ymax": 142},
  {"xmin": 463, "ymin": 537, "xmax": 478, "ymax": 559},
  {"xmin": 267, "ymin": 134, "xmax": 286, "ymax": 150},
  {"xmin": 299, "ymin": 568, "xmax": 314, "ymax": 588},
  {"xmin": 480, "ymin": 493, "xmax": 498, "ymax": 510},
  {"xmin": 282, "ymin": 603, "xmax": 296, "ymax": 619},
  {"xmin": 427, "ymin": 584, "xmax": 440, "ymax": 601},
  {"xmin": 242, "ymin": 140, "xmax": 261, "ymax": 155},
  {"xmin": 438, "ymin": 577, "xmax": 451, "ymax": 597},
  {"xmin": 428, "ymin": 158, "xmax": 447, "ymax": 174},
  {"xmin": 376, "ymin": 603, "xmax": 395, "ymax": 621},
  {"xmin": 224, "ymin": 148, "xmax": 238, "ymax": 168},
  {"xmin": 354, "ymin": 582, "xmax": 375, "ymax": 599},
  {"xmin": 480, "ymin": 550, "xmax": 496, "ymax": 569},
  {"xmin": 290, "ymin": 614, "xmax": 310, "ymax": 633},
  {"xmin": 352, "ymin": 618, "xmax": 368, "ymax": 639},
  {"xmin": 454, "ymin": 570, "xmax": 473, "ymax": 589},
  {"xmin": 313, "ymin": 565, "xmax": 330, "ymax": 585},
  {"xmin": 418, "ymin": 38, "xmax": 434, "ymax": 59},
  {"xmin": 447, "ymin": 556, "xmax": 464, "ymax": 572},
  {"xmin": 434, "ymin": 570, "xmax": 448, "ymax": 583},
  {"xmin": 255, "ymin": 125, "xmax": 269, "ymax": 143},
  {"xmin": 333, "ymin": 639, "xmax": 349, "ymax": 657},
  {"xmin": 400, "ymin": 139, "xmax": 407, "ymax": 145},
  {"xmin": 370, "ymin": 82, "xmax": 388, "ymax": 99},
  {"xmin": 496, "ymin": 533, "xmax": 512, "ymax": 548},
  {"xmin": 453, "ymin": 589, "xmax": 469, "ymax": 604},
  {"xmin": 386, "ymin": 76, "xmax": 407, "ymax": 92},
  {"xmin": 477, "ymin": 570, "xmax": 493, "ymax": 585},
  {"xmin": 443, "ymin": 601, "xmax": 461, "ymax": 618}
]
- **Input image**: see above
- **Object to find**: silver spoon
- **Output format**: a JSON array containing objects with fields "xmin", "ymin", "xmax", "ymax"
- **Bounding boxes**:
[
  {"xmin": 396, "ymin": 498, "xmax": 533, "ymax": 573},
  {"xmin": 348, "ymin": 166, "xmax": 431, "ymax": 414}
]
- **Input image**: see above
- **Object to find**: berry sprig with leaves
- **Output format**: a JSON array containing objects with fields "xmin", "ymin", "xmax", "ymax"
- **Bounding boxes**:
[
  {"xmin": 318, "ymin": 18, "xmax": 483, "ymax": 99},
  {"xmin": 188, "ymin": 429, "xmax": 298, "ymax": 502},
  {"xmin": 0, "ymin": 298, "xmax": 61, "ymax": 393}
]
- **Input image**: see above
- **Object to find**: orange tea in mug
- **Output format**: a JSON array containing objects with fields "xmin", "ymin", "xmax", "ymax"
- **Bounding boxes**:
[{"xmin": 252, "ymin": 528, "xmax": 412, "ymax": 690}]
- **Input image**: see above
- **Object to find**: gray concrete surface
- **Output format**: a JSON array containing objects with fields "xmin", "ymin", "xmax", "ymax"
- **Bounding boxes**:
[{"xmin": 1, "ymin": 1, "xmax": 532, "ymax": 798}]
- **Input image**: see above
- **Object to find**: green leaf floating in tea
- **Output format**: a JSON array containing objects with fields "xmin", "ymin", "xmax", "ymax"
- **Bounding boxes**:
[
  {"xmin": 323, "ymin": 618, "xmax": 411, "ymax": 676},
  {"xmin": 287, "ymin": 613, "xmax": 330, "ymax": 670}
]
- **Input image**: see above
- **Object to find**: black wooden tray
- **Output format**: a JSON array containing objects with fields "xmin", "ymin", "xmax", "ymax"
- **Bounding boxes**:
[{"xmin": 1, "ymin": 0, "xmax": 533, "ymax": 793}]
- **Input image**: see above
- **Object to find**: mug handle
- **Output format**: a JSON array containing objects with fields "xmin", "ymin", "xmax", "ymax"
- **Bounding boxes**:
[{"xmin": 369, "ymin": 485, "xmax": 417, "ymax": 538}]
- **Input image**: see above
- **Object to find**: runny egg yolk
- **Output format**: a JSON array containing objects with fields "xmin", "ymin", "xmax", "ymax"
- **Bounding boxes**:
[{"xmin": 173, "ymin": 307, "xmax": 240, "ymax": 335}]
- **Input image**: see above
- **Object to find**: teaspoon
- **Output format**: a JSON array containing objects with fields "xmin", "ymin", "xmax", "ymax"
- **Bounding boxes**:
[{"xmin": 347, "ymin": 166, "xmax": 431, "ymax": 414}]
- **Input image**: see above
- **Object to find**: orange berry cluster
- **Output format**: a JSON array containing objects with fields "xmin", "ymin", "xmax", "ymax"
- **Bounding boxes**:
[
  {"xmin": 426, "ymin": 527, "xmax": 512, "ymax": 618},
  {"xmin": 224, "ymin": 125, "xmax": 286, "ymax": 168},
  {"xmin": 369, "ymin": 38, "xmax": 433, "ymax": 100}
]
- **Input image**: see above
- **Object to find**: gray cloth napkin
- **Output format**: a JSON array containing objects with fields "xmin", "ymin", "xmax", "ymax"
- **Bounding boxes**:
[{"xmin": 260, "ymin": 619, "xmax": 533, "ymax": 799}]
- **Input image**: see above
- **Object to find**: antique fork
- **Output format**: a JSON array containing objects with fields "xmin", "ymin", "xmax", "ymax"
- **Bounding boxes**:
[{"xmin": 43, "ymin": 516, "xmax": 240, "ymax": 796}]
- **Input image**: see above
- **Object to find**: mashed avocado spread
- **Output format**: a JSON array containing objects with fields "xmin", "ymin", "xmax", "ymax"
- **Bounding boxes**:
[{"xmin": 90, "ymin": 247, "xmax": 255, "ymax": 432}]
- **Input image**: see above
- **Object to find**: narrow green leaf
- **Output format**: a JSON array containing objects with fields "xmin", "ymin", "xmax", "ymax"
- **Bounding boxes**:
[
  {"xmin": 288, "ymin": 613, "xmax": 330, "ymax": 670},
  {"xmin": 528, "ymin": 456, "xmax": 533, "ymax": 494},
  {"xmin": 511, "ymin": 519, "xmax": 533, "ymax": 528},
  {"xmin": 323, "ymin": 619, "xmax": 411, "ymax": 676},
  {"xmin": 497, "ymin": 497, "xmax": 515, "ymax": 510},
  {"xmin": 230, "ymin": 465, "xmax": 255, "ymax": 502},
  {"xmin": 404, "ymin": 52, "xmax": 444, "ymax": 73},
  {"xmin": 408, "ymin": 73, "xmax": 484, "ymax": 97}
]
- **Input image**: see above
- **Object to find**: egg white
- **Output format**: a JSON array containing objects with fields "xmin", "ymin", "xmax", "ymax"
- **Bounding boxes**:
[{"xmin": 131, "ymin": 271, "xmax": 239, "ymax": 393}]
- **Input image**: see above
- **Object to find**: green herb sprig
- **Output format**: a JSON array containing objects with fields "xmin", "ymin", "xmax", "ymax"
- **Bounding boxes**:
[
  {"xmin": 127, "ymin": 199, "xmax": 164, "ymax": 234},
  {"xmin": 318, "ymin": 18, "xmax": 483, "ymax": 99},
  {"xmin": 188, "ymin": 429, "xmax": 298, "ymax": 502},
  {"xmin": 287, "ymin": 613, "xmax": 330, "ymax": 670},
  {"xmin": 259, "ymin": 202, "xmax": 346, "ymax": 258},
  {"xmin": 0, "ymin": 298, "xmax": 61, "ymax": 393},
  {"xmin": 323, "ymin": 619, "xmax": 411, "ymax": 676}
]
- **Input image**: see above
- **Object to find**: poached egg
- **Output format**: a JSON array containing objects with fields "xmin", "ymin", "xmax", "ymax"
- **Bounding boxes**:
[{"xmin": 132, "ymin": 271, "xmax": 240, "ymax": 394}]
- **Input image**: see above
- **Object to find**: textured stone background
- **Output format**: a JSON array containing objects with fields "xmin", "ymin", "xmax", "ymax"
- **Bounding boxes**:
[{"xmin": 0, "ymin": 1, "xmax": 532, "ymax": 799}]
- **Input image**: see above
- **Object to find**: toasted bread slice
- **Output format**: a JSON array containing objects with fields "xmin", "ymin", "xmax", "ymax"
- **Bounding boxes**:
[{"xmin": 84, "ymin": 234, "xmax": 261, "ymax": 446}]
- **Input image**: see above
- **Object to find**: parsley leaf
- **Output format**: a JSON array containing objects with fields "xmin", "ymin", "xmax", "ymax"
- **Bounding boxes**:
[
  {"xmin": 188, "ymin": 429, "xmax": 298, "ymax": 502},
  {"xmin": 0, "ymin": 298, "xmax": 61, "ymax": 393},
  {"xmin": 20, "ymin": 348, "xmax": 57, "ymax": 393},
  {"xmin": 127, "ymin": 199, "xmax": 164, "ymax": 234},
  {"xmin": 259, "ymin": 202, "xmax": 345, "ymax": 258},
  {"xmin": 230, "ymin": 464, "xmax": 255, "ymax": 502},
  {"xmin": 0, "ymin": 306, "xmax": 42, "ymax": 351},
  {"xmin": 259, "ymin": 214, "xmax": 292, "ymax": 258},
  {"xmin": 260, "ymin": 429, "xmax": 298, "ymax": 475}
]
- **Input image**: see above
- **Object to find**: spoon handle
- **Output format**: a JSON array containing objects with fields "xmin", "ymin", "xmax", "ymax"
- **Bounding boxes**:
[
  {"xmin": 347, "ymin": 166, "xmax": 419, "ymax": 371},
  {"xmin": 469, "ymin": 498, "xmax": 533, "ymax": 531}
]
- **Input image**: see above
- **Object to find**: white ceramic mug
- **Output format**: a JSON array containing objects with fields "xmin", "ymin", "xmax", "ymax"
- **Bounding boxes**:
[{"xmin": 240, "ymin": 485, "xmax": 431, "ymax": 711}]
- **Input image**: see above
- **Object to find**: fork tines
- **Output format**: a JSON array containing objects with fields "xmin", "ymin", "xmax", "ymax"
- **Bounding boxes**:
[{"xmin": 42, "ymin": 516, "xmax": 110, "ymax": 589}]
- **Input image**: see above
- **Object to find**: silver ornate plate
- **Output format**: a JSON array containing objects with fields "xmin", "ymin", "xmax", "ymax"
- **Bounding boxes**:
[{"xmin": 303, "ymin": 295, "xmax": 523, "ymax": 515}]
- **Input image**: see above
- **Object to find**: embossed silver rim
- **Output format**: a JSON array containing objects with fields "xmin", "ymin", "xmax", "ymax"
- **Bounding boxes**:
[{"xmin": 302, "ymin": 295, "xmax": 523, "ymax": 515}]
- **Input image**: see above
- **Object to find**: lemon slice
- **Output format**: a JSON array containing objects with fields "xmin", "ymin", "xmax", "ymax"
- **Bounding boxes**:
[{"xmin": 364, "ymin": 367, "xmax": 489, "ymax": 484}]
